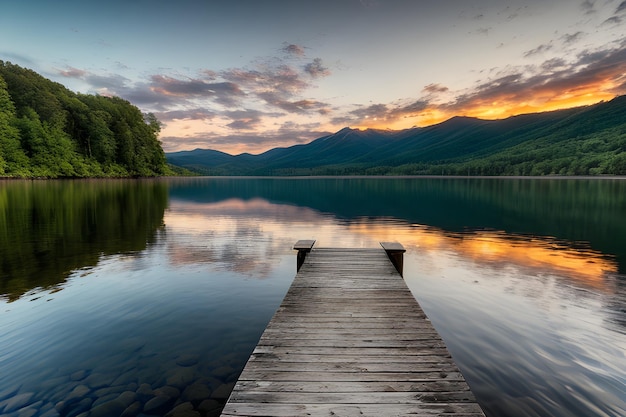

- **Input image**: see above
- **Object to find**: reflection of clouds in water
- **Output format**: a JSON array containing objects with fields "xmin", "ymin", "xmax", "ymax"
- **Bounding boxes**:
[
  {"xmin": 346, "ymin": 221, "xmax": 617, "ymax": 289},
  {"xmin": 164, "ymin": 199, "xmax": 324, "ymax": 277},
  {"xmin": 163, "ymin": 197, "xmax": 624, "ymax": 329},
  {"xmin": 163, "ymin": 198, "xmax": 393, "ymax": 278},
  {"xmin": 351, "ymin": 220, "xmax": 624, "ymax": 332}
]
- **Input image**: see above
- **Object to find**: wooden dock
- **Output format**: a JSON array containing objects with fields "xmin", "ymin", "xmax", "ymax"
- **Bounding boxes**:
[{"xmin": 221, "ymin": 242, "xmax": 485, "ymax": 417}]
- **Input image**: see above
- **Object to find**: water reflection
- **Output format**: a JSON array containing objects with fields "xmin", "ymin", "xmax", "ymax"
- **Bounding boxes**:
[
  {"xmin": 0, "ymin": 179, "xmax": 168, "ymax": 302},
  {"xmin": 1, "ymin": 178, "xmax": 624, "ymax": 417},
  {"xmin": 348, "ymin": 223, "xmax": 617, "ymax": 288},
  {"xmin": 167, "ymin": 177, "xmax": 626, "ymax": 272}
]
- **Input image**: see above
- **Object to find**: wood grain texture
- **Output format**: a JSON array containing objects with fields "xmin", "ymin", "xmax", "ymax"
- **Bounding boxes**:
[{"xmin": 221, "ymin": 248, "xmax": 485, "ymax": 417}]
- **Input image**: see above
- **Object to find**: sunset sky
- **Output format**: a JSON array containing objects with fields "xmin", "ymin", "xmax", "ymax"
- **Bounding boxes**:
[{"xmin": 2, "ymin": 0, "xmax": 626, "ymax": 154}]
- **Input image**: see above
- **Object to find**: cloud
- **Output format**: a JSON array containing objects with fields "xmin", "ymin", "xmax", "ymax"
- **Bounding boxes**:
[
  {"xmin": 59, "ymin": 67, "xmax": 87, "ymax": 78},
  {"xmin": 256, "ymin": 91, "xmax": 329, "ymax": 114},
  {"xmin": 602, "ymin": 16, "xmax": 622, "ymax": 25},
  {"xmin": 349, "ymin": 103, "xmax": 389, "ymax": 120},
  {"xmin": 155, "ymin": 108, "xmax": 216, "ymax": 122},
  {"xmin": 616, "ymin": 1, "xmax": 626, "ymax": 14},
  {"xmin": 422, "ymin": 83, "xmax": 449, "ymax": 94},
  {"xmin": 473, "ymin": 27, "xmax": 491, "ymax": 36},
  {"xmin": 392, "ymin": 100, "xmax": 429, "ymax": 117},
  {"xmin": 227, "ymin": 119, "xmax": 259, "ymax": 130},
  {"xmin": 540, "ymin": 58, "xmax": 568, "ymax": 71},
  {"xmin": 561, "ymin": 32, "xmax": 585, "ymax": 45},
  {"xmin": 332, "ymin": 99, "xmax": 429, "ymax": 126},
  {"xmin": 222, "ymin": 64, "xmax": 308, "ymax": 98},
  {"xmin": 524, "ymin": 42, "xmax": 553, "ymax": 57},
  {"xmin": 439, "ymin": 41, "xmax": 626, "ymax": 115},
  {"xmin": 282, "ymin": 43, "xmax": 305, "ymax": 56},
  {"xmin": 580, "ymin": 0, "xmax": 596, "ymax": 14},
  {"xmin": 224, "ymin": 109, "xmax": 267, "ymax": 130},
  {"xmin": 150, "ymin": 75, "xmax": 242, "ymax": 98},
  {"xmin": 304, "ymin": 58, "xmax": 331, "ymax": 78},
  {"xmin": 58, "ymin": 66, "xmax": 130, "ymax": 90}
]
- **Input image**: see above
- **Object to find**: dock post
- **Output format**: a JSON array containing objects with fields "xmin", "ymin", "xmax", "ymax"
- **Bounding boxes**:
[
  {"xmin": 293, "ymin": 240, "xmax": 315, "ymax": 271},
  {"xmin": 380, "ymin": 242, "xmax": 406, "ymax": 276}
]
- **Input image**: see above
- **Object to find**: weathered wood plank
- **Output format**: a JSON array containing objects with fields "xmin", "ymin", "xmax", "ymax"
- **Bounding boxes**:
[
  {"xmin": 228, "ymin": 391, "xmax": 478, "ymax": 404},
  {"xmin": 233, "ymin": 380, "xmax": 473, "ymax": 393},
  {"xmin": 222, "ymin": 403, "xmax": 485, "ymax": 417},
  {"xmin": 252, "ymin": 346, "xmax": 450, "ymax": 356},
  {"xmin": 221, "ymin": 247, "xmax": 485, "ymax": 417},
  {"xmin": 235, "ymin": 370, "xmax": 469, "ymax": 383},
  {"xmin": 248, "ymin": 354, "xmax": 453, "ymax": 364}
]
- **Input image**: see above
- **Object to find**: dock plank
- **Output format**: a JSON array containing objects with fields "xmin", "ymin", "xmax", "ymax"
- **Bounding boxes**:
[{"xmin": 221, "ymin": 247, "xmax": 485, "ymax": 417}]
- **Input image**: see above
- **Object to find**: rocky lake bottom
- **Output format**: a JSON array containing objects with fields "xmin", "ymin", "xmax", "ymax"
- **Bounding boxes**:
[{"xmin": 0, "ymin": 338, "xmax": 249, "ymax": 417}]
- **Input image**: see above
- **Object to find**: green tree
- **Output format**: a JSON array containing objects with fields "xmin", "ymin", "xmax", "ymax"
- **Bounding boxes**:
[{"xmin": 0, "ymin": 75, "xmax": 29, "ymax": 175}]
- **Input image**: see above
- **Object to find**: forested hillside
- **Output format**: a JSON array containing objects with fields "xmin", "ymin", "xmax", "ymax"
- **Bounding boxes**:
[
  {"xmin": 167, "ymin": 96, "xmax": 626, "ymax": 176},
  {"xmin": 0, "ymin": 61, "xmax": 170, "ymax": 178}
]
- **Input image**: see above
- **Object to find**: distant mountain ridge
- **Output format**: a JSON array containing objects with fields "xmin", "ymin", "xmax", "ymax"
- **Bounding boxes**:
[{"xmin": 166, "ymin": 96, "xmax": 626, "ymax": 176}]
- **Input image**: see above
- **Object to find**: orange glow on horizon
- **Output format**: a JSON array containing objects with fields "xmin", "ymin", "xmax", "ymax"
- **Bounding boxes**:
[
  {"xmin": 353, "ymin": 91, "xmax": 617, "ymax": 132},
  {"xmin": 346, "ymin": 222, "xmax": 617, "ymax": 289}
]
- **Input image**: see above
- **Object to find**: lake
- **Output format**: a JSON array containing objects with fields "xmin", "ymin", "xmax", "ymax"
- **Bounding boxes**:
[{"xmin": 0, "ymin": 177, "xmax": 624, "ymax": 417}]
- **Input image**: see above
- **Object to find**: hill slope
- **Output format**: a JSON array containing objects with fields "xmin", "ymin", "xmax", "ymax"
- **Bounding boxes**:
[
  {"xmin": 167, "ymin": 96, "xmax": 626, "ymax": 176},
  {"xmin": 0, "ymin": 61, "xmax": 170, "ymax": 178}
]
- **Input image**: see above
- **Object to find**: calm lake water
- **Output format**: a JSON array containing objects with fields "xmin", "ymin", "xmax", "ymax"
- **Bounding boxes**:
[{"xmin": 0, "ymin": 177, "xmax": 624, "ymax": 417}]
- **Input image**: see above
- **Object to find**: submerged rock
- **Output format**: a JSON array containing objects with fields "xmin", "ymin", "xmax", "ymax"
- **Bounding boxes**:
[
  {"xmin": 16, "ymin": 407, "xmax": 38, "ymax": 417},
  {"xmin": 211, "ymin": 365, "xmax": 234, "ymax": 380},
  {"xmin": 83, "ymin": 373, "xmax": 114, "ymax": 390},
  {"xmin": 91, "ymin": 393, "xmax": 118, "ymax": 408},
  {"xmin": 2, "ymin": 392, "xmax": 35, "ymax": 413},
  {"xmin": 0, "ymin": 386, "xmax": 22, "ymax": 402},
  {"xmin": 70, "ymin": 370, "xmax": 89, "ymax": 381},
  {"xmin": 164, "ymin": 402, "xmax": 191, "ymax": 416},
  {"xmin": 116, "ymin": 391, "xmax": 137, "ymax": 408},
  {"xmin": 120, "ymin": 400, "xmax": 142, "ymax": 417},
  {"xmin": 153, "ymin": 385, "xmax": 179, "ymax": 400},
  {"xmin": 65, "ymin": 397, "xmax": 92, "ymax": 417},
  {"xmin": 197, "ymin": 399, "xmax": 221, "ymax": 413},
  {"xmin": 175, "ymin": 354, "xmax": 199, "ymax": 367},
  {"xmin": 112, "ymin": 370, "xmax": 137, "ymax": 387},
  {"xmin": 135, "ymin": 383, "xmax": 153, "ymax": 401},
  {"xmin": 66, "ymin": 385, "xmax": 90, "ymax": 403},
  {"xmin": 211, "ymin": 382, "xmax": 235, "ymax": 400},
  {"xmin": 165, "ymin": 402, "xmax": 201, "ymax": 417},
  {"xmin": 166, "ymin": 368, "xmax": 194, "ymax": 389},
  {"xmin": 143, "ymin": 395, "xmax": 175, "ymax": 415},
  {"xmin": 89, "ymin": 399, "xmax": 127, "ymax": 417},
  {"xmin": 181, "ymin": 382, "xmax": 211, "ymax": 405},
  {"xmin": 40, "ymin": 408, "xmax": 61, "ymax": 417}
]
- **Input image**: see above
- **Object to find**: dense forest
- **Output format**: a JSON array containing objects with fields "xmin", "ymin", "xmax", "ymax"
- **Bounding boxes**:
[
  {"xmin": 167, "ymin": 96, "xmax": 626, "ymax": 176},
  {"xmin": 0, "ymin": 61, "xmax": 171, "ymax": 178}
]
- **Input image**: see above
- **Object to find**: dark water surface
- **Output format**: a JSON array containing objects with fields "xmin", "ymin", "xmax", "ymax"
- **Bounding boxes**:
[{"xmin": 0, "ymin": 177, "xmax": 624, "ymax": 417}]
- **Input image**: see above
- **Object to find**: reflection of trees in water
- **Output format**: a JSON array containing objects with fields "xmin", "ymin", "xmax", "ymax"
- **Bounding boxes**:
[{"xmin": 0, "ymin": 179, "xmax": 168, "ymax": 301}]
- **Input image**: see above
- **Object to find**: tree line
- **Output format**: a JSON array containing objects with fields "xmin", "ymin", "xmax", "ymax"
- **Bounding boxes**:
[{"xmin": 0, "ymin": 61, "xmax": 171, "ymax": 178}]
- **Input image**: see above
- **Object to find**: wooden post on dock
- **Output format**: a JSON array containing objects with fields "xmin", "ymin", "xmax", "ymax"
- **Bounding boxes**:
[
  {"xmin": 380, "ymin": 241, "xmax": 406, "ymax": 276},
  {"xmin": 293, "ymin": 239, "xmax": 315, "ymax": 271}
]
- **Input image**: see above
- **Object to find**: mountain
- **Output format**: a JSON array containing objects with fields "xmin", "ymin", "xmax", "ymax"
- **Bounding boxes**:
[{"xmin": 166, "ymin": 96, "xmax": 626, "ymax": 176}]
